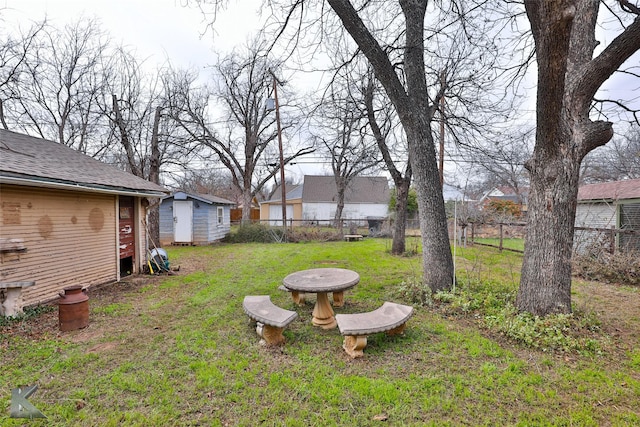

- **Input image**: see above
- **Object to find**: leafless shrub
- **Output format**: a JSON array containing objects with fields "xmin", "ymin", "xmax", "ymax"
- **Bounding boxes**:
[{"xmin": 572, "ymin": 247, "xmax": 640, "ymax": 287}]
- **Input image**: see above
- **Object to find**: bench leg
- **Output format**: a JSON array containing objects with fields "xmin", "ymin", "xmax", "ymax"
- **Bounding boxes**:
[
  {"xmin": 290, "ymin": 291, "xmax": 305, "ymax": 306},
  {"xmin": 386, "ymin": 323, "xmax": 407, "ymax": 336},
  {"xmin": 256, "ymin": 322, "xmax": 286, "ymax": 346},
  {"xmin": 343, "ymin": 335, "xmax": 367, "ymax": 358},
  {"xmin": 332, "ymin": 291, "xmax": 345, "ymax": 307},
  {"xmin": 1, "ymin": 288, "xmax": 24, "ymax": 317}
]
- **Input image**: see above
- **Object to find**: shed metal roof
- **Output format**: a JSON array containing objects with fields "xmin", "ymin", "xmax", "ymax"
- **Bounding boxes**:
[
  {"xmin": 166, "ymin": 191, "xmax": 235, "ymax": 205},
  {"xmin": 577, "ymin": 178, "xmax": 640, "ymax": 202}
]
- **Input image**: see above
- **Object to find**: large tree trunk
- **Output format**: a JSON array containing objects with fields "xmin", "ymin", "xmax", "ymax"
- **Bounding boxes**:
[
  {"xmin": 408, "ymin": 124, "xmax": 454, "ymax": 292},
  {"xmin": 518, "ymin": 161, "xmax": 581, "ymax": 314},
  {"xmin": 518, "ymin": 0, "xmax": 640, "ymax": 315},
  {"xmin": 148, "ymin": 106, "xmax": 162, "ymax": 246},
  {"xmin": 391, "ymin": 177, "xmax": 411, "ymax": 255},
  {"xmin": 241, "ymin": 188, "xmax": 253, "ymax": 224},
  {"xmin": 328, "ymin": 0, "xmax": 454, "ymax": 292}
]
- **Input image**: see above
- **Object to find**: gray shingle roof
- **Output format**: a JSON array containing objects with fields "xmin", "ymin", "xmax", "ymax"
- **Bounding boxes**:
[
  {"xmin": 302, "ymin": 175, "xmax": 390, "ymax": 203},
  {"xmin": 578, "ymin": 178, "xmax": 640, "ymax": 201},
  {"xmin": 0, "ymin": 129, "xmax": 167, "ymax": 196}
]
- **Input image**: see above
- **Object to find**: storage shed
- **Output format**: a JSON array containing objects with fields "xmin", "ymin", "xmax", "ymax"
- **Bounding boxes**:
[
  {"xmin": 0, "ymin": 129, "xmax": 168, "ymax": 315},
  {"xmin": 575, "ymin": 178, "xmax": 640, "ymax": 253},
  {"xmin": 159, "ymin": 192, "xmax": 235, "ymax": 245}
]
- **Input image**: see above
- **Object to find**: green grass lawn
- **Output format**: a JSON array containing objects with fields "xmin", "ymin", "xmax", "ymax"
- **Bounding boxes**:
[
  {"xmin": 471, "ymin": 237, "xmax": 525, "ymax": 252},
  {"xmin": 1, "ymin": 239, "xmax": 638, "ymax": 426}
]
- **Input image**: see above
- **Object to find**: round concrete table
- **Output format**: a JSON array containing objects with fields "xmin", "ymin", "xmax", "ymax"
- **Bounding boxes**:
[{"xmin": 283, "ymin": 268, "xmax": 360, "ymax": 329}]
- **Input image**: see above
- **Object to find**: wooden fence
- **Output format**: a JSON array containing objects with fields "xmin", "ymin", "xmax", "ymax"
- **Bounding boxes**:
[{"xmin": 458, "ymin": 222, "xmax": 639, "ymax": 255}]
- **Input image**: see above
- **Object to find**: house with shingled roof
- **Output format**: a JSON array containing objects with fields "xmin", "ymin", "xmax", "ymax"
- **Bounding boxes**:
[
  {"xmin": 575, "ymin": 178, "xmax": 640, "ymax": 254},
  {"xmin": 0, "ymin": 129, "xmax": 168, "ymax": 314},
  {"xmin": 259, "ymin": 175, "xmax": 390, "ymax": 227}
]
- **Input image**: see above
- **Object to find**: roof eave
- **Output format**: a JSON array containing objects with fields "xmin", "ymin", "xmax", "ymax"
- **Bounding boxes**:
[{"xmin": 1, "ymin": 175, "xmax": 168, "ymax": 198}]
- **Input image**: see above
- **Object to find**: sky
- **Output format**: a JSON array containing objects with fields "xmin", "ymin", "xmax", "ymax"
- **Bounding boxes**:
[
  {"xmin": 2, "ymin": 1, "xmax": 639, "ymax": 186},
  {"xmin": 2, "ymin": 0, "xmax": 263, "ymax": 68},
  {"xmin": 2, "ymin": 0, "xmax": 329, "ymax": 179}
]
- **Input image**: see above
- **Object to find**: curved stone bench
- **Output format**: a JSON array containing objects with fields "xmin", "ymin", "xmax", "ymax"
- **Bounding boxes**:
[
  {"xmin": 243, "ymin": 295, "xmax": 298, "ymax": 346},
  {"xmin": 335, "ymin": 301, "xmax": 414, "ymax": 358}
]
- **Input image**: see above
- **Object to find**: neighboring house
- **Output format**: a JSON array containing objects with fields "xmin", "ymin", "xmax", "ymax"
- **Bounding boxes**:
[
  {"xmin": 0, "ymin": 129, "xmax": 167, "ymax": 313},
  {"xmin": 443, "ymin": 183, "xmax": 465, "ymax": 201},
  {"xmin": 575, "ymin": 178, "xmax": 640, "ymax": 253},
  {"xmin": 479, "ymin": 186, "xmax": 529, "ymax": 214},
  {"xmin": 260, "ymin": 175, "xmax": 390, "ymax": 226},
  {"xmin": 159, "ymin": 191, "xmax": 235, "ymax": 245}
]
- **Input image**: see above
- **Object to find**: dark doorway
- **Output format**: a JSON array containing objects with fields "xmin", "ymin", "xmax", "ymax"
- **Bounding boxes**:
[{"xmin": 119, "ymin": 196, "xmax": 135, "ymax": 276}]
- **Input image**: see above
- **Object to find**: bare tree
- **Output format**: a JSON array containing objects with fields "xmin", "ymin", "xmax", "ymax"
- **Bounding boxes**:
[
  {"xmin": 517, "ymin": 0, "xmax": 640, "ymax": 315},
  {"xmin": 363, "ymin": 71, "xmax": 413, "ymax": 255},
  {"xmin": 313, "ymin": 67, "xmax": 382, "ymax": 231},
  {"xmin": 463, "ymin": 129, "xmax": 533, "ymax": 201},
  {"xmin": 167, "ymin": 42, "xmax": 314, "ymax": 222},
  {"xmin": 5, "ymin": 19, "xmax": 111, "ymax": 154},
  {"xmin": 0, "ymin": 21, "xmax": 45, "ymax": 129},
  {"xmin": 174, "ymin": 168, "xmax": 241, "ymax": 202},
  {"xmin": 581, "ymin": 127, "xmax": 640, "ymax": 183}
]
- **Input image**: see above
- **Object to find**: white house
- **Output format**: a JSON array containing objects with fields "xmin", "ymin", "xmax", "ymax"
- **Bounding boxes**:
[
  {"xmin": 575, "ymin": 178, "xmax": 640, "ymax": 253},
  {"xmin": 260, "ymin": 175, "xmax": 390, "ymax": 226}
]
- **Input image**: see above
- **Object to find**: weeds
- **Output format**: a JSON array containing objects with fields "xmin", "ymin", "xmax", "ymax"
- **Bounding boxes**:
[
  {"xmin": 573, "ymin": 249, "xmax": 640, "ymax": 286},
  {"xmin": 396, "ymin": 277, "xmax": 604, "ymax": 355},
  {"xmin": 0, "ymin": 304, "xmax": 54, "ymax": 327}
]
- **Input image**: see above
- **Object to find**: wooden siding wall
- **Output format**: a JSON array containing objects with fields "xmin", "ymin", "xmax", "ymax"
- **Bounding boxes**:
[
  {"xmin": 158, "ymin": 199, "xmax": 174, "ymax": 246},
  {"xmin": 158, "ymin": 199, "xmax": 230, "ymax": 245},
  {"xmin": 1, "ymin": 185, "xmax": 117, "ymax": 306},
  {"xmin": 574, "ymin": 202, "xmax": 617, "ymax": 254}
]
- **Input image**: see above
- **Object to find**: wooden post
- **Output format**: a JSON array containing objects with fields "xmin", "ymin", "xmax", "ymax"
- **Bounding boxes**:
[
  {"xmin": 609, "ymin": 227, "xmax": 615, "ymax": 254},
  {"xmin": 499, "ymin": 223, "xmax": 504, "ymax": 252},
  {"xmin": 471, "ymin": 223, "xmax": 475, "ymax": 246}
]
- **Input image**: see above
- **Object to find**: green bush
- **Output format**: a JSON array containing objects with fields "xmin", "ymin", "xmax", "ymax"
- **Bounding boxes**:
[{"xmin": 227, "ymin": 223, "xmax": 284, "ymax": 243}]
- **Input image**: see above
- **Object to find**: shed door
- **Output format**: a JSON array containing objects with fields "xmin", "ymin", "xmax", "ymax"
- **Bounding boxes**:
[{"xmin": 173, "ymin": 201, "xmax": 193, "ymax": 243}]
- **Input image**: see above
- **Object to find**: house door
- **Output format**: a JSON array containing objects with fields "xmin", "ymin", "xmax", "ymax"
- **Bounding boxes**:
[
  {"xmin": 119, "ymin": 196, "xmax": 135, "ymax": 276},
  {"xmin": 173, "ymin": 200, "xmax": 193, "ymax": 243}
]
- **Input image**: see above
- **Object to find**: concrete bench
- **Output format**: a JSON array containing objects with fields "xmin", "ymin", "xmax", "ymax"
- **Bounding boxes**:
[
  {"xmin": 344, "ymin": 234, "xmax": 363, "ymax": 242},
  {"xmin": 335, "ymin": 301, "xmax": 414, "ymax": 358},
  {"xmin": 242, "ymin": 295, "xmax": 298, "ymax": 346},
  {"xmin": 0, "ymin": 281, "xmax": 36, "ymax": 317}
]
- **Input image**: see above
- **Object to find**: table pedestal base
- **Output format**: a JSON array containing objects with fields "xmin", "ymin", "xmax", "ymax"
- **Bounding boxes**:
[{"xmin": 312, "ymin": 292, "xmax": 336, "ymax": 329}]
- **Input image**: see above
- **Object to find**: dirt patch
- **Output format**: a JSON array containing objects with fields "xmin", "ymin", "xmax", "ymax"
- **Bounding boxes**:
[
  {"xmin": 86, "ymin": 342, "xmax": 118, "ymax": 353},
  {"xmin": 573, "ymin": 280, "xmax": 639, "ymax": 351}
]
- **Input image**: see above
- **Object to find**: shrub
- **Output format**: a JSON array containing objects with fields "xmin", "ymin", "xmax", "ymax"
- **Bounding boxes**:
[
  {"xmin": 573, "ymin": 249, "xmax": 640, "ymax": 286},
  {"xmin": 227, "ymin": 223, "xmax": 284, "ymax": 243}
]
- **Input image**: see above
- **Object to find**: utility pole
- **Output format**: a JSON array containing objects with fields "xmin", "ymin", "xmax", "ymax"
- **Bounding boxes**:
[
  {"xmin": 439, "ymin": 73, "xmax": 446, "ymax": 187},
  {"xmin": 269, "ymin": 69, "xmax": 287, "ymax": 239}
]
